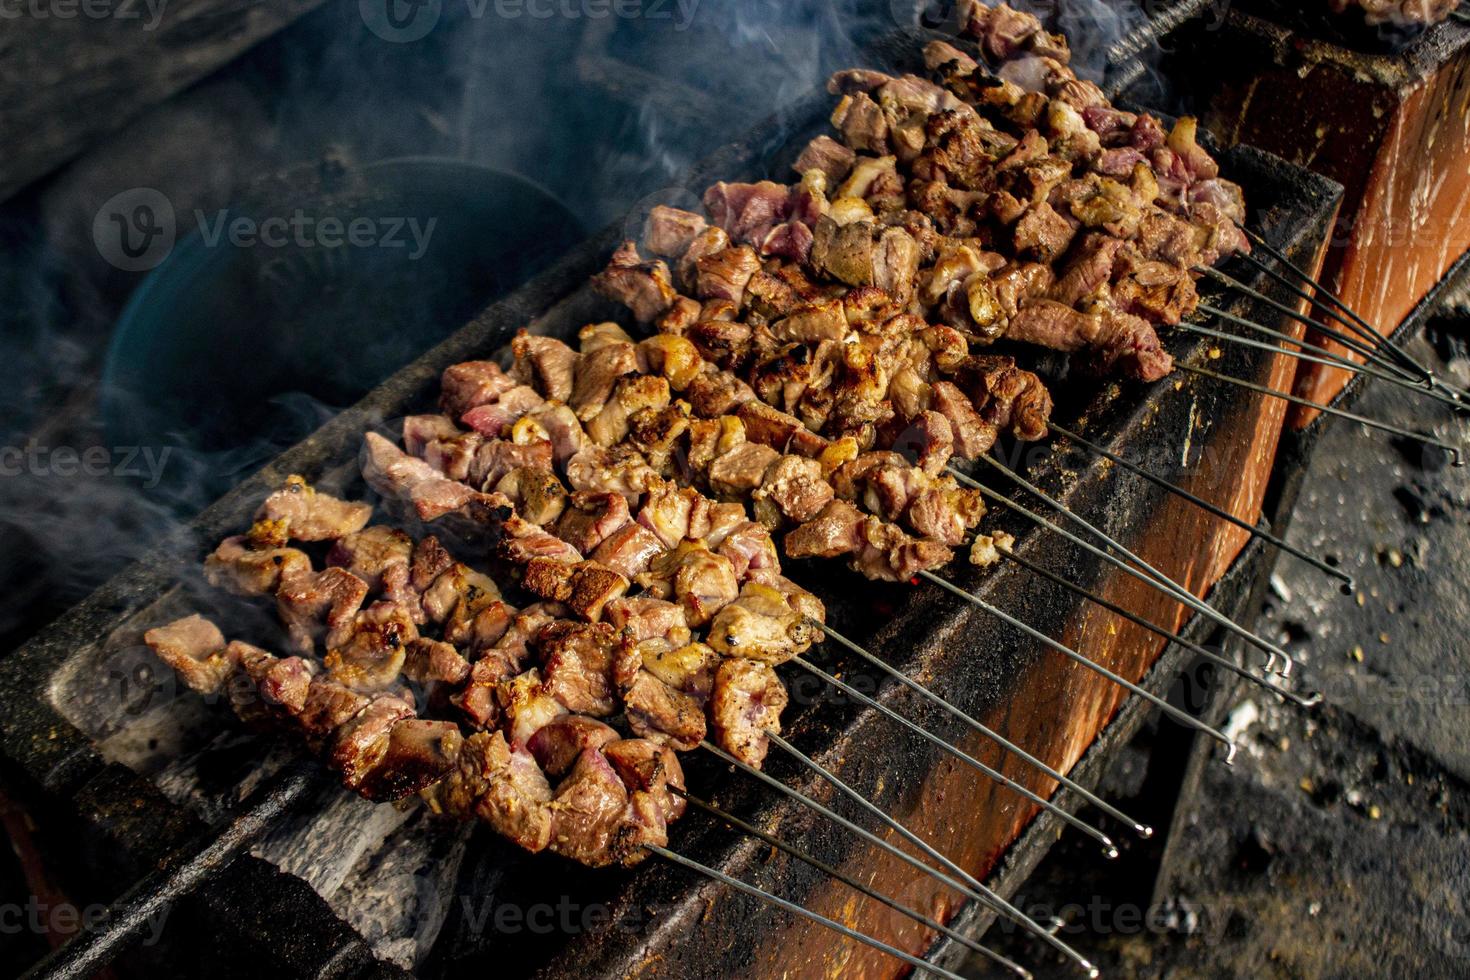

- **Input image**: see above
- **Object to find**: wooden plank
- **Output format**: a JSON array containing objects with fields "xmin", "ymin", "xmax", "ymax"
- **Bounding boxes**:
[
  {"xmin": 0, "ymin": 0, "xmax": 324, "ymax": 202},
  {"xmin": 1190, "ymin": 11, "xmax": 1470, "ymax": 423}
]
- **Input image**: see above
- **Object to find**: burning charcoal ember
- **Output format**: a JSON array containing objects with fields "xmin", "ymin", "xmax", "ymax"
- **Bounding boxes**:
[
  {"xmin": 527, "ymin": 715, "xmax": 620, "ymax": 777},
  {"xmin": 143, "ymin": 615, "xmax": 232, "ymax": 695},
  {"xmin": 204, "ymin": 535, "xmax": 312, "ymax": 597},
  {"xmin": 276, "ymin": 566, "xmax": 371, "ymax": 652},
  {"xmin": 256, "ymin": 475, "xmax": 373, "ymax": 542},
  {"xmin": 710, "ymin": 657, "xmax": 788, "ymax": 768}
]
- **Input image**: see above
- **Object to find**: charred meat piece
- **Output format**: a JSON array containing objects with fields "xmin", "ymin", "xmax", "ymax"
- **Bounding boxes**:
[
  {"xmin": 324, "ymin": 600, "xmax": 417, "ymax": 691},
  {"xmin": 475, "ymin": 732, "xmax": 556, "ymax": 853},
  {"xmin": 752, "ymin": 454, "xmax": 835, "ymax": 525},
  {"xmin": 637, "ymin": 539, "xmax": 740, "ymax": 628},
  {"xmin": 276, "ymin": 566, "xmax": 370, "ymax": 652},
  {"xmin": 356, "ymin": 718, "xmax": 461, "ymax": 800},
  {"xmin": 644, "ymin": 205, "xmax": 708, "ymax": 258},
  {"xmin": 328, "ymin": 693, "xmax": 416, "ymax": 793},
  {"xmin": 469, "ymin": 438, "xmax": 554, "ymax": 492},
  {"xmin": 204, "ymin": 535, "xmax": 311, "ymax": 597},
  {"xmin": 536, "ymin": 620, "xmax": 626, "ymax": 717},
  {"xmin": 143, "ymin": 615, "xmax": 232, "ymax": 695},
  {"xmin": 589, "ymin": 522, "xmax": 665, "ymax": 580},
  {"xmin": 510, "ymin": 332, "xmax": 579, "ymax": 403},
  {"xmin": 326, "ymin": 526, "xmax": 413, "ymax": 597},
  {"xmin": 571, "ymin": 338, "xmax": 640, "ymax": 422},
  {"xmin": 361, "ymin": 432, "xmax": 485, "ymax": 522},
  {"xmin": 497, "ymin": 667, "xmax": 569, "ymax": 745},
  {"xmin": 622, "ymin": 669, "xmax": 706, "ymax": 750},
  {"xmin": 710, "ymin": 658, "xmax": 788, "ymax": 769},
  {"xmin": 256, "ymin": 475, "xmax": 372, "ymax": 542},
  {"xmin": 492, "ymin": 466, "xmax": 568, "ymax": 527},
  {"xmin": 527, "ymin": 715, "xmax": 621, "ymax": 778},
  {"xmin": 694, "ymin": 245, "xmax": 762, "ymax": 308},
  {"xmin": 706, "ymin": 581, "xmax": 821, "ymax": 665},
  {"xmin": 520, "ymin": 558, "xmax": 630, "ymax": 622},
  {"xmin": 440, "ymin": 360, "xmax": 517, "ymax": 418},
  {"xmin": 930, "ymin": 381, "xmax": 999, "ymax": 459},
  {"xmin": 592, "ymin": 240, "xmax": 677, "ymax": 323}
]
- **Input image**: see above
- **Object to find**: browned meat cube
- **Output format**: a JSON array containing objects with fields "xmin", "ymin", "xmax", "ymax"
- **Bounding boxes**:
[
  {"xmin": 547, "ymin": 747, "xmax": 631, "ymax": 867},
  {"xmin": 591, "ymin": 240, "xmax": 677, "ymax": 323},
  {"xmin": 604, "ymin": 738, "xmax": 686, "ymax": 823},
  {"xmin": 496, "ymin": 668, "xmax": 568, "ymax": 745},
  {"xmin": 527, "ymin": 715, "xmax": 620, "ymax": 778},
  {"xmin": 644, "ymin": 205, "xmax": 708, "ymax": 257},
  {"xmin": 143, "ymin": 615, "xmax": 233, "ymax": 695},
  {"xmin": 440, "ymin": 360, "xmax": 516, "ymax": 418},
  {"xmin": 589, "ymin": 523, "xmax": 664, "ymax": 580},
  {"xmin": 492, "ymin": 466, "xmax": 568, "ymax": 527},
  {"xmin": 204, "ymin": 535, "xmax": 311, "ymax": 597},
  {"xmin": 710, "ymin": 658, "xmax": 788, "ymax": 769},
  {"xmin": 256, "ymin": 475, "xmax": 373, "ymax": 542},
  {"xmin": 510, "ymin": 332, "xmax": 579, "ymax": 402},
  {"xmin": 275, "ymin": 567, "xmax": 370, "ymax": 653},
  {"xmin": 328, "ymin": 693, "xmax": 415, "ymax": 790},
  {"xmin": 324, "ymin": 601, "xmax": 417, "ymax": 691},
  {"xmin": 622, "ymin": 670, "xmax": 705, "ymax": 750},
  {"xmin": 475, "ymin": 733, "xmax": 555, "ymax": 853},
  {"xmin": 753, "ymin": 454, "xmax": 834, "ymax": 524},
  {"xmin": 402, "ymin": 414, "xmax": 461, "ymax": 456},
  {"xmin": 460, "ymin": 385, "xmax": 545, "ymax": 438},
  {"xmin": 554, "ymin": 491, "xmax": 632, "ymax": 555},
  {"xmin": 356, "ymin": 719, "xmax": 460, "ymax": 801},
  {"xmin": 706, "ymin": 581, "xmax": 820, "ymax": 665},
  {"xmin": 536, "ymin": 621, "xmax": 625, "ymax": 717}
]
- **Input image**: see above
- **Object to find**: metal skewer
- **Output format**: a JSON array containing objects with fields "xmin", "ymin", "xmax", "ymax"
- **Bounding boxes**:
[
  {"xmin": 1047, "ymin": 420, "xmax": 1351, "ymax": 590},
  {"xmin": 815, "ymin": 622, "xmax": 1154, "ymax": 838},
  {"xmin": 1176, "ymin": 362, "xmax": 1465, "ymax": 464},
  {"xmin": 673, "ymin": 788, "xmax": 1033, "ymax": 979},
  {"xmin": 1196, "ymin": 270, "xmax": 1435, "ymax": 387},
  {"xmin": 953, "ymin": 459, "xmax": 1301, "ymax": 675},
  {"xmin": 767, "ymin": 733, "xmax": 1102, "ymax": 977},
  {"xmin": 916, "ymin": 571, "xmax": 1237, "ymax": 757},
  {"xmin": 701, "ymin": 741, "xmax": 1099, "ymax": 976},
  {"xmin": 791, "ymin": 656, "xmax": 1121, "ymax": 857},
  {"xmin": 648, "ymin": 844, "xmax": 972, "ymax": 980},
  {"xmin": 1000, "ymin": 547, "xmax": 1322, "ymax": 709},
  {"xmin": 1234, "ymin": 226, "xmax": 1458, "ymax": 394},
  {"xmin": 1189, "ymin": 305, "xmax": 1466, "ymax": 413}
]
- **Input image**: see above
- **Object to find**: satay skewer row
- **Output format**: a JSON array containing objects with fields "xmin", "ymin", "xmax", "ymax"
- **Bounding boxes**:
[
  {"xmin": 141, "ymin": 617, "xmax": 1032, "ymax": 980},
  {"xmin": 373, "ymin": 342, "xmax": 1231, "ymax": 811},
  {"xmin": 174, "ymin": 484, "xmax": 1108, "ymax": 972}
]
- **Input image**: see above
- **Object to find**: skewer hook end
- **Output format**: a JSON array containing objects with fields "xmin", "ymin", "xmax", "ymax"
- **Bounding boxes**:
[
  {"xmin": 1339, "ymin": 578, "xmax": 1356, "ymax": 597},
  {"xmin": 1135, "ymin": 823, "xmax": 1155, "ymax": 839},
  {"xmin": 1222, "ymin": 742, "xmax": 1240, "ymax": 766},
  {"xmin": 1104, "ymin": 845, "xmax": 1120, "ymax": 860}
]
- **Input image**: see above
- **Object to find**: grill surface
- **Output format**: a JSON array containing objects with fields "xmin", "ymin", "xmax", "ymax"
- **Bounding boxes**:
[{"xmin": 0, "ymin": 28, "xmax": 1345, "ymax": 980}]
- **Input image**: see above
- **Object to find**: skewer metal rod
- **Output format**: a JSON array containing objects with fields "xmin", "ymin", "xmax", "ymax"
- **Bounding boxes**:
[
  {"xmin": 1196, "ymin": 270, "xmax": 1429, "ymax": 385},
  {"xmin": 700, "ymin": 741, "xmax": 1097, "ymax": 976},
  {"xmin": 648, "ymin": 844, "xmax": 972, "ymax": 980},
  {"xmin": 958, "ymin": 458, "xmax": 1301, "ymax": 675},
  {"xmin": 815, "ymin": 622, "xmax": 1153, "ymax": 838},
  {"xmin": 765, "ymin": 733, "xmax": 1101, "ymax": 977},
  {"xmin": 1193, "ymin": 301, "xmax": 1458, "ymax": 405},
  {"xmin": 1235, "ymin": 227, "xmax": 1446, "ymax": 388},
  {"xmin": 1001, "ymin": 548, "xmax": 1322, "ymax": 709},
  {"xmin": 949, "ymin": 468, "xmax": 1292, "ymax": 675},
  {"xmin": 674, "ymin": 789, "xmax": 1033, "ymax": 979},
  {"xmin": 1047, "ymin": 420, "xmax": 1352, "ymax": 590},
  {"xmin": 1190, "ymin": 306, "xmax": 1464, "ymax": 412},
  {"xmin": 1176, "ymin": 362, "xmax": 1465, "ymax": 465},
  {"xmin": 791, "ymin": 656, "xmax": 1120, "ymax": 858},
  {"xmin": 917, "ymin": 571, "xmax": 1237, "ymax": 758}
]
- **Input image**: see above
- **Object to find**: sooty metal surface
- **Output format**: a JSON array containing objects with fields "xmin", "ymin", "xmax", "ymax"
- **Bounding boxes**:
[{"xmin": 0, "ymin": 29, "xmax": 1342, "ymax": 979}]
